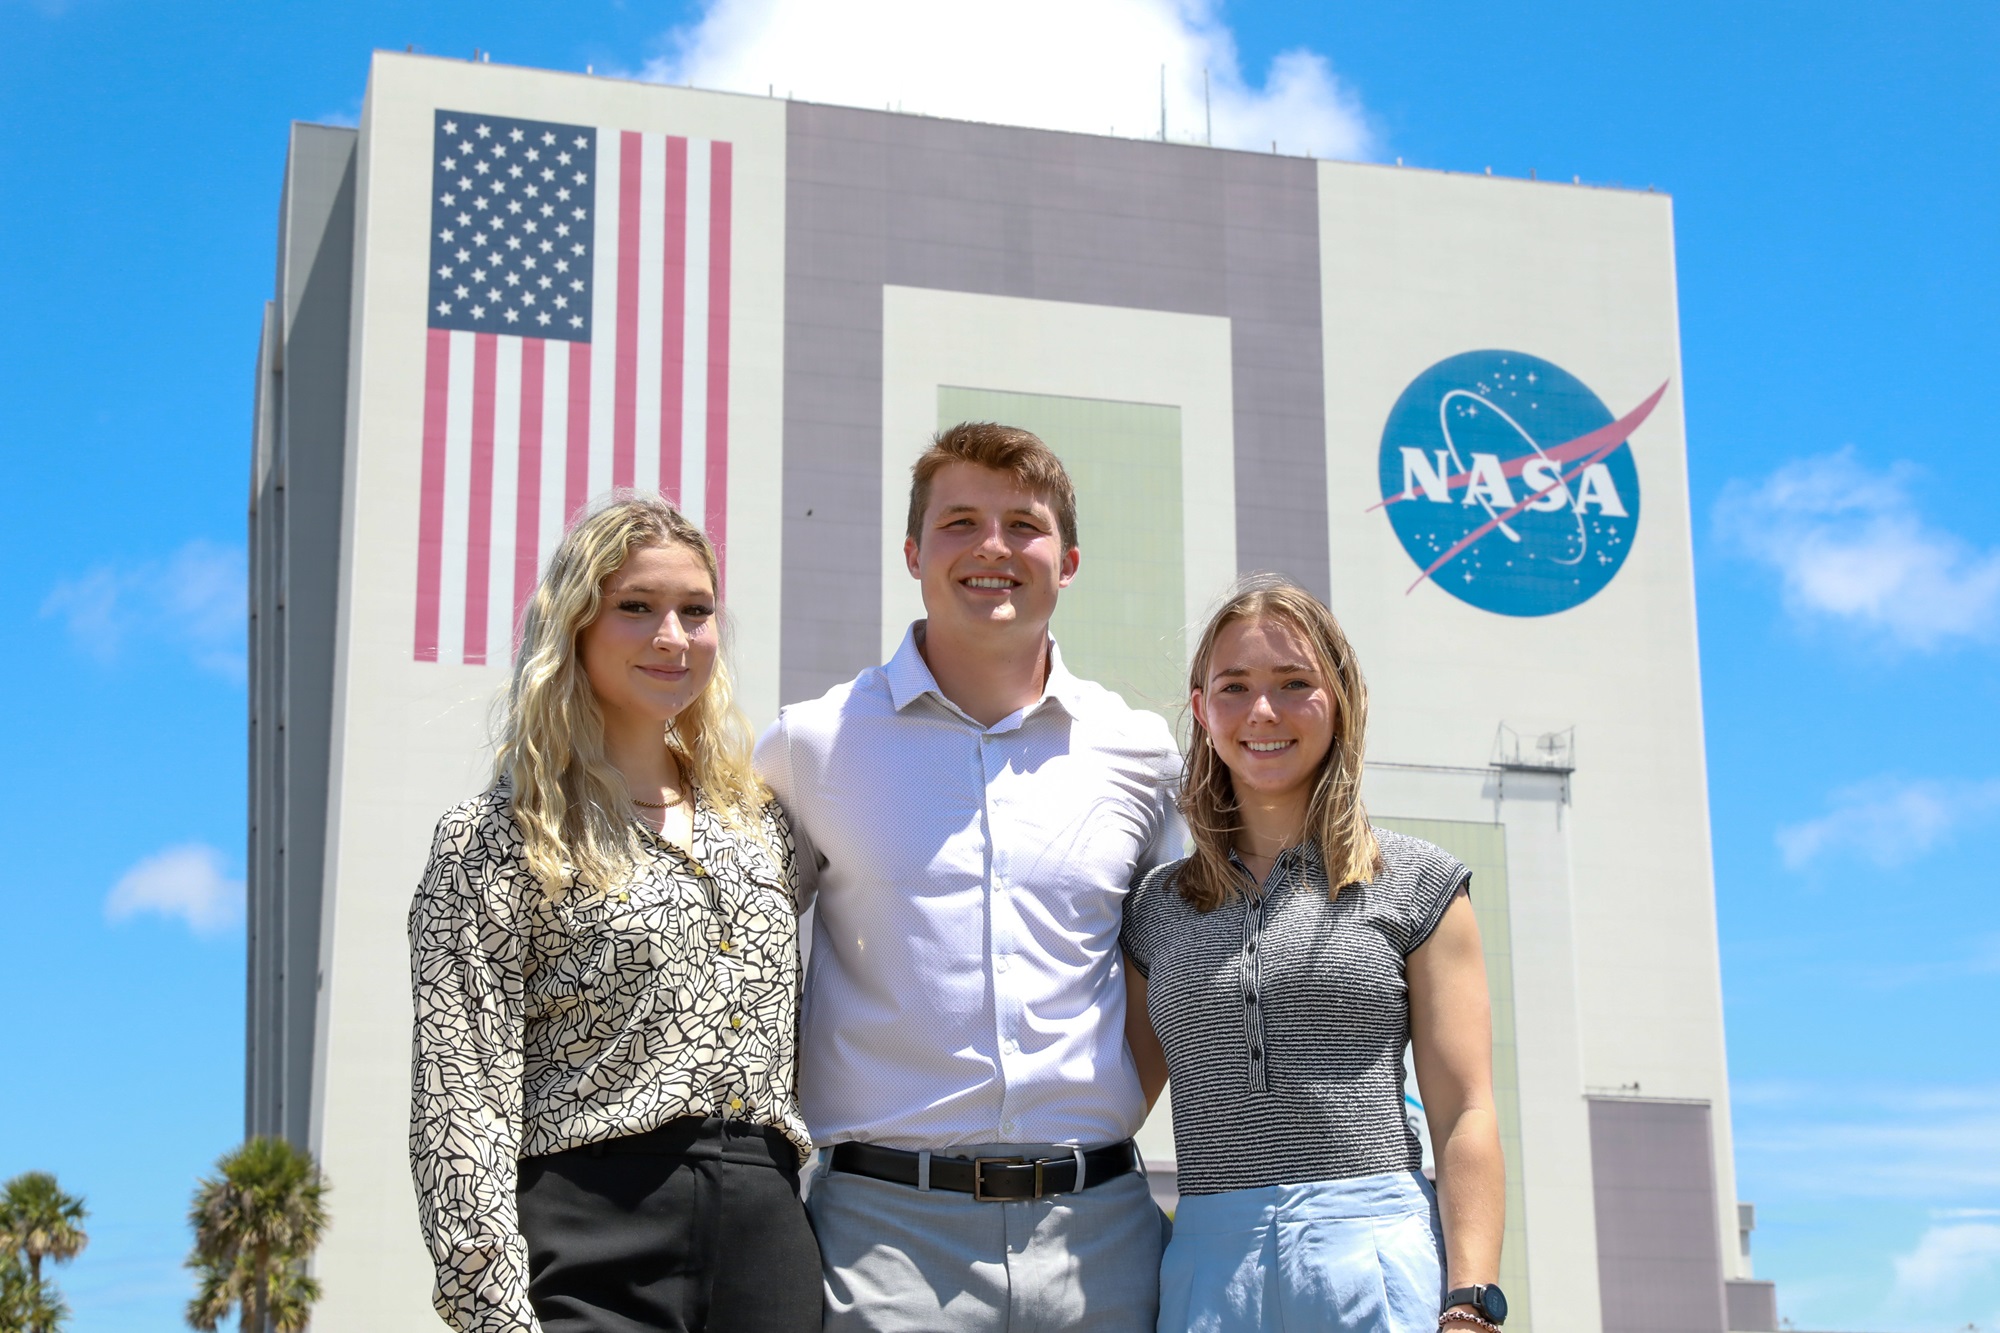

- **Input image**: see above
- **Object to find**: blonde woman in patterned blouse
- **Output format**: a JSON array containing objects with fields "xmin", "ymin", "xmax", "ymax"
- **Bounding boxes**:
[{"xmin": 408, "ymin": 495, "xmax": 819, "ymax": 1333}]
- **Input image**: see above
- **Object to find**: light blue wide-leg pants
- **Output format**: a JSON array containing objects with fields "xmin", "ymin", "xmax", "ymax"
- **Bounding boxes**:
[{"xmin": 1158, "ymin": 1171, "xmax": 1445, "ymax": 1333}]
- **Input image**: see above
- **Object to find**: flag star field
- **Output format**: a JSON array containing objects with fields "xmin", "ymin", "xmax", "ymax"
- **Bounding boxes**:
[{"xmin": 428, "ymin": 112, "xmax": 598, "ymax": 339}]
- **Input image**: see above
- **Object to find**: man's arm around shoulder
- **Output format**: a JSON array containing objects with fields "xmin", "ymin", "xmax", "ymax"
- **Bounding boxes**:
[{"xmin": 755, "ymin": 711, "xmax": 822, "ymax": 912}]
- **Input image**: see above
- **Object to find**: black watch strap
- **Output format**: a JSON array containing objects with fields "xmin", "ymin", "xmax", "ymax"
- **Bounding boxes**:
[{"xmin": 1444, "ymin": 1285, "xmax": 1507, "ymax": 1323}]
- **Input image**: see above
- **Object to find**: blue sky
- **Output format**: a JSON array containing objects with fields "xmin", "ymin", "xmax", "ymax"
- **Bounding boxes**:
[{"xmin": 1, "ymin": 2, "xmax": 1995, "ymax": 1329}]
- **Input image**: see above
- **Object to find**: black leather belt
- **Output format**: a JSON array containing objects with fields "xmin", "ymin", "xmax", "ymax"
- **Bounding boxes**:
[{"xmin": 829, "ymin": 1140, "xmax": 1140, "ymax": 1202}]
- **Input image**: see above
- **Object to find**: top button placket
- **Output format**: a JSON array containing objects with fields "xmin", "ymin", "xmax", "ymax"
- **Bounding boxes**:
[
  {"xmin": 980, "ymin": 725, "xmax": 1023, "ymax": 1138},
  {"xmin": 684, "ymin": 849, "xmax": 743, "ymax": 1045},
  {"xmin": 1241, "ymin": 875, "xmax": 1270, "ymax": 1093}
]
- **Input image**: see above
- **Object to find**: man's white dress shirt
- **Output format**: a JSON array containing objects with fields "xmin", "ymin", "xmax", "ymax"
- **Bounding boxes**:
[{"xmin": 755, "ymin": 624, "xmax": 1185, "ymax": 1151}]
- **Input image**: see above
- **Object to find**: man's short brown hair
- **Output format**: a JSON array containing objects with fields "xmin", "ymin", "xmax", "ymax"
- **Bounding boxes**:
[{"xmin": 905, "ymin": 422, "xmax": 1079, "ymax": 551}]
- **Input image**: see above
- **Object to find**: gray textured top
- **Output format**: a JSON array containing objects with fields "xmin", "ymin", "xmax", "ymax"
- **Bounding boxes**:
[{"xmin": 1120, "ymin": 829, "xmax": 1469, "ymax": 1195}]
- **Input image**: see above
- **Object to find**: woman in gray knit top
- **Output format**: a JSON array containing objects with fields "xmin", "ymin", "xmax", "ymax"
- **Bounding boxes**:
[{"xmin": 1122, "ymin": 576, "xmax": 1507, "ymax": 1333}]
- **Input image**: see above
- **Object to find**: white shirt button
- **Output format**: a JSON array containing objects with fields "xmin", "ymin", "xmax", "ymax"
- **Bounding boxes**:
[{"xmin": 1001, "ymin": 1119, "xmax": 1017, "ymax": 1136}]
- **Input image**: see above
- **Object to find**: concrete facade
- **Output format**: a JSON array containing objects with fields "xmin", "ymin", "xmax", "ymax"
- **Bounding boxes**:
[
  {"xmin": 250, "ymin": 51, "xmax": 1760, "ymax": 1332},
  {"xmin": 779, "ymin": 98, "xmax": 1329, "ymax": 703},
  {"xmin": 247, "ymin": 121, "xmax": 357, "ymax": 1150}
]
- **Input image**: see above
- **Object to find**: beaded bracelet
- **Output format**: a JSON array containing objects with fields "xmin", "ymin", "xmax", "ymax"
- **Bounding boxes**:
[{"xmin": 1438, "ymin": 1311, "xmax": 1501, "ymax": 1333}]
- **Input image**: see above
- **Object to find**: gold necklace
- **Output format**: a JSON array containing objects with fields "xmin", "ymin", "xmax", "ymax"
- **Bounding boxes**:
[{"xmin": 631, "ymin": 789, "xmax": 686, "ymax": 810}]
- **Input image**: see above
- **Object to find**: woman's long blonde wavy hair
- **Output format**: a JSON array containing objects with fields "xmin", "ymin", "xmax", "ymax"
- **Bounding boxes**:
[
  {"xmin": 495, "ymin": 494, "xmax": 768, "ymax": 898},
  {"xmin": 1176, "ymin": 574, "xmax": 1382, "ymax": 912}
]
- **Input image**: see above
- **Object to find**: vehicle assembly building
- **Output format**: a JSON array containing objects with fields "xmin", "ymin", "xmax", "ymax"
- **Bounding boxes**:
[{"xmin": 250, "ymin": 50, "xmax": 1775, "ymax": 1333}]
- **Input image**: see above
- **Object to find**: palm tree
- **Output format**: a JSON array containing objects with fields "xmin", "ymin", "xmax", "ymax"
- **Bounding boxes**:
[
  {"xmin": 184, "ymin": 1139, "xmax": 329, "ymax": 1333},
  {"xmin": 0, "ymin": 1172, "xmax": 87, "ymax": 1333},
  {"xmin": 0, "ymin": 1250, "xmax": 67, "ymax": 1333}
]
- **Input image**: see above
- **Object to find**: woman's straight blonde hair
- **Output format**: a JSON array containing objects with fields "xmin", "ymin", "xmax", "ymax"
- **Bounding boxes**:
[
  {"xmin": 1177, "ymin": 574, "xmax": 1382, "ymax": 912},
  {"xmin": 494, "ymin": 493, "xmax": 768, "ymax": 897}
]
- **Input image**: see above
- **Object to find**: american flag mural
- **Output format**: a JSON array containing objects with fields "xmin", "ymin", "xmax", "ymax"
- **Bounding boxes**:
[{"xmin": 414, "ymin": 109, "xmax": 733, "ymax": 665}]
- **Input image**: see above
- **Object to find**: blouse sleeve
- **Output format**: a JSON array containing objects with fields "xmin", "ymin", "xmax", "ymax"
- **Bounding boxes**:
[
  {"xmin": 1120, "ymin": 862, "xmax": 1170, "ymax": 979},
  {"xmin": 759, "ymin": 797, "xmax": 800, "ymax": 906},
  {"xmin": 407, "ymin": 806, "xmax": 542, "ymax": 1333},
  {"xmin": 1393, "ymin": 837, "xmax": 1473, "ymax": 957}
]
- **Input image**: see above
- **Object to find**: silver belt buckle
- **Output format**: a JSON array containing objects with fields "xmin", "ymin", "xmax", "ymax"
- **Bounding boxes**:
[{"xmin": 972, "ymin": 1155, "xmax": 1039, "ymax": 1201}]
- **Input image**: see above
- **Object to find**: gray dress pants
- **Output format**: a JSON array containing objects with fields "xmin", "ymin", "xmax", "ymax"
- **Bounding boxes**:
[{"xmin": 805, "ymin": 1142, "xmax": 1167, "ymax": 1333}]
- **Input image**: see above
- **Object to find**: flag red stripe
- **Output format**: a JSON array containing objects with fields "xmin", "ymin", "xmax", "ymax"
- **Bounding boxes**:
[
  {"xmin": 462, "ymin": 334, "xmax": 500, "ymax": 665},
  {"xmin": 414, "ymin": 328, "xmax": 453, "ymax": 662},
  {"xmin": 565, "ymin": 340, "xmax": 591, "ymax": 527},
  {"xmin": 659, "ymin": 136, "xmax": 689, "ymax": 505},
  {"xmin": 612, "ymin": 131, "xmax": 643, "ymax": 491},
  {"xmin": 513, "ymin": 337, "xmax": 546, "ymax": 649},
  {"xmin": 705, "ymin": 141, "xmax": 733, "ymax": 590}
]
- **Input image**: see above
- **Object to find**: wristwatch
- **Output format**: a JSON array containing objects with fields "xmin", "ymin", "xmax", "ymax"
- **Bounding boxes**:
[{"xmin": 1444, "ymin": 1285, "xmax": 1508, "ymax": 1324}]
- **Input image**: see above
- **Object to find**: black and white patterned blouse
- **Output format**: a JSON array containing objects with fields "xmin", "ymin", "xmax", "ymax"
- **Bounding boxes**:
[
  {"xmin": 408, "ymin": 781, "xmax": 810, "ymax": 1333},
  {"xmin": 1120, "ymin": 829, "xmax": 1469, "ymax": 1196}
]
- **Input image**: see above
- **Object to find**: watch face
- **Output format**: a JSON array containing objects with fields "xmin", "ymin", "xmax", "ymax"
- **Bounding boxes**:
[{"xmin": 1480, "ymin": 1286, "xmax": 1508, "ymax": 1322}]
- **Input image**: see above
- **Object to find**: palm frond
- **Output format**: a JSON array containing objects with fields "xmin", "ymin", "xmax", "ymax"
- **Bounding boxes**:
[
  {"xmin": 183, "ymin": 1140, "xmax": 330, "ymax": 1333},
  {"xmin": 0, "ymin": 1172, "xmax": 89, "ymax": 1268}
]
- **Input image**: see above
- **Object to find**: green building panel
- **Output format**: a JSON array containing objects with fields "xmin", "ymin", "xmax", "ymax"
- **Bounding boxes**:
[{"xmin": 937, "ymin": 386, "xmax": 1187, "ymax": 718}]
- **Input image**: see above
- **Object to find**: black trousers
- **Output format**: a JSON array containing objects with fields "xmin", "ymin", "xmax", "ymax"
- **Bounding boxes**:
[{"xmin": 517, "ymin": 1116, "xmax": 822, "ymax": 1333}]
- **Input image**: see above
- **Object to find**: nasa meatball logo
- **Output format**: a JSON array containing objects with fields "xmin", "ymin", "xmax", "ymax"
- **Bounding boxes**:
[{"xmin": 1374, "ymin": 350, "xmax": 1667, "ymax": 617}]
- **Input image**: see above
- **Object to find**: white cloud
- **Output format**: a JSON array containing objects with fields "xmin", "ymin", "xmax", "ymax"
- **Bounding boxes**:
[
  {"xmin": 1892, "ymin": 1221, "xmax": 2000, "ymax": 1307},
  {"xmin": 104, "ymin": 844, "xmax": 243, "ymax": 936},
  {"xmin": 41, "ymin": 539, "xmax": 246, "ymax": 680},
  {"xmin": 642, "ymin": 0, "xmax": 1374, "ymax": 160},
  {"xmin": 1715, "ymin": 446, "xmax": 2000, "ymax": 649},
  {"xmin": 1777, "ymin": 775, "xmax": 2000, "ymax": 870},
  {"xmin": 1734, "ymin": 1084, "xmax": 2000, "ymax": 1331}
]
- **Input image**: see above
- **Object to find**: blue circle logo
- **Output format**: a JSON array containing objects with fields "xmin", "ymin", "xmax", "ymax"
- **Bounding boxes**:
[{"xmin": 1375, "ymin": 350, "xmax": 1663, "ymax": 617}]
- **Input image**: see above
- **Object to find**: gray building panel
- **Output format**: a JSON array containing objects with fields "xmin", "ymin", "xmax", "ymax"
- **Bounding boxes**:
[
  {"xmin": 780, "ymin": 102, "xmax": 1329, "ymax": 704},
  {"xmin": 248, "ymin": 297, "xmax": 281, "ymax": 1141},
  {"xmin": 247, "ymin": 121, "xmax": 357, "ymax": 1148},
  {"xmin": 1589, "ymin": 1096, "xmax": 1730, "ymax": 1333},
  {"xmin": 1724, "ymin": 1280, "xmax": 1777, "ymax": 1332}
]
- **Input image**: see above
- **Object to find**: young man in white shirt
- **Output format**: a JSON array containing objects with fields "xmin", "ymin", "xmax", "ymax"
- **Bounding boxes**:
[{"xmin": 757, "ymin": 422, "xmax": 1182, "ymax": 1332}]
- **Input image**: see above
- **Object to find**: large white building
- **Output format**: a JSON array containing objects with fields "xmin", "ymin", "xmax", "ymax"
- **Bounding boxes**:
[{"xmin": 250, "ymin": 50, "xmax": 1778, "ymax": 1332}]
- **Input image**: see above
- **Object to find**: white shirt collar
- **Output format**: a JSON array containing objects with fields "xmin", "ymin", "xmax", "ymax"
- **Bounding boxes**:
[{"xmin": 884, "ymin": 620, "xmax": 1088, "ymax": 725}]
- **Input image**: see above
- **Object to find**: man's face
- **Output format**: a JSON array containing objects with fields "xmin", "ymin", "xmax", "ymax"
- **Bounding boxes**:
[{"xmin": 905, "ymin": 461, "xmax": 1079, "ymax": 640}]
